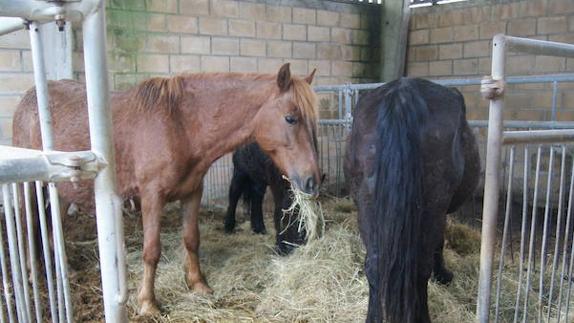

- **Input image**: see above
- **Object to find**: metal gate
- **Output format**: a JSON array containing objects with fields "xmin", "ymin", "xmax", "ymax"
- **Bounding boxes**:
[
  {"xmin": 478, "ymin": 35, "xmax": 574, "ymax": 322},
  {"xmin": 0, "ymin": 1, "xmax": 127, "ymax": 322}
]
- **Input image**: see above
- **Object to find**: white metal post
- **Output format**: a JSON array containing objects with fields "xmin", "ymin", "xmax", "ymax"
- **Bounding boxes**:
[
  {"xmin": 477, "ymin": 34, "xmax": 506, "ymax": 323},
  {"xmin": 82, "ymin": 2, "xmax": 128, "ymax": 322}
]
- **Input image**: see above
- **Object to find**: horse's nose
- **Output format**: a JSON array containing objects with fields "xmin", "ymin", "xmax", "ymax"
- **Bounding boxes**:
[{"xmin": 303, "ymin": 176, "xmax": 318, "ymax": 195}]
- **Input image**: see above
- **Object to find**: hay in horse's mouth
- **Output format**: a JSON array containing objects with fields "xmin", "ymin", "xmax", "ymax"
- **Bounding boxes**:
[{"xmin": 282, "ymin": 175, "xmax": 325, "ymax": 242}]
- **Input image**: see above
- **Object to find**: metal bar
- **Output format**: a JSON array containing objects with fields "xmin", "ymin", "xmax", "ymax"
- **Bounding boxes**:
[
  {"xmin": 0, "ymin": 17, "xmax": 24, "ymax": 36},
  {"xmin": 477, "ymin": 33, "xmax": 507, "ymax": 323},
  {"xmin": 494, "ymin": 146, "xmax": 515, "ymax": 322},
  {"xmin": 513, "ymin": 146, "xmax": 530, "ymax": 323},
  {"xmin": 547, "ymin": 146, "xmax": 567, "ymax": 321},
  {"xmin": 313, "ymin": 73, "xmax": 574, "ymax": 93},
  {"xmin": 0, "ymin": 147, "xmax": 101, "ymax": 184},
  {"xmin": 557, "ymin": 158, "xmax": 574, "ymax": 322},
  {"xmin": 565, "ymin": 216, "xmax": 574, "ymax": 320},
  {"xmin": 28, "ymin": 21, "xmax": 54, "ymax": 151},
  {"xmin": 504, "ymin": 35, "xmax": 574, "ymax": 58},
  {"xmin": 469, "ymin": 120, "xmax": 574, "ymax": 129},
  {"xmin": 1, "ymin": 184, "xmax": 28, "ymax": 323},
  {"xmin": 35, "ymin": 181, "xmax": 57, "ymax": 323},
  {"xmin": 0, "ymin": 188, "xmax": 15, "ymax": 323},
  {"xmin": 23, "ymin": 183, "xmax": 42, "ymax": 323},
  {"xmin": 0, "ymin": 0, "xmax": 100, "ymax": 22},
  {"xmin": 523, "ymin": 146, "xmax": 542, "ymax": 323},
  {"xmin": 538, "ymin": 147, "xmax": 555, "ymax": 322},
  {"xmin": 503, "ymin": 130, "xmax": 574, "ymax": 145},
  {"xmin": 11, "ymin": 184, "xmax": 32, "ymax": 322},
  {"xmin": 551, "ymin": 81, "xmax": 558, "ymax": 122},
  {"xmin": 82, "ymin": 4, "xmax": 128, "ymax": 321},
  {"xmin": 47, "ymin": 183, "xmax": 72, "ymax": 323}
]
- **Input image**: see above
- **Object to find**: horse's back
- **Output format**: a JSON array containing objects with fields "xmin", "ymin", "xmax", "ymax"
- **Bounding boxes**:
[{"xmin": 13, "ymin": 80, "xmax": 91, "ymax": 152}]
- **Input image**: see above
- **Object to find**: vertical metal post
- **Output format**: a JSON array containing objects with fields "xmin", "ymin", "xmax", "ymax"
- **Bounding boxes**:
[
  {"xmin": 82, "ymin": 3, "xmax": 128, "ymax": 322},
  {"xmin": 28, "ymin": 21, "xmax": 54, "ymax": 151},
  {"xmin": 477, "ymin": 34, "xmax": 507, "ymax": 322},
  {"xmin": 551, "ymin": 81, "xmax": 558, "ymax": 122}
]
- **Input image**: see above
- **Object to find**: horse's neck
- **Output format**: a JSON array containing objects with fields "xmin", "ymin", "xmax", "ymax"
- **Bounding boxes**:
[{"xmin": 181, "ymin": 77, "xmax": 274, "ymax": 166}]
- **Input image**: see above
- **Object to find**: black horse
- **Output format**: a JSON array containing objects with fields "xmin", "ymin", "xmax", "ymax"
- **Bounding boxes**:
[
  {"xmin": 344, "ymin": 78, "xmax": 480, "ymax": 323},
  {"xmin": 224, "ymin": 143, "xmax": 305, "ymax": 255}
]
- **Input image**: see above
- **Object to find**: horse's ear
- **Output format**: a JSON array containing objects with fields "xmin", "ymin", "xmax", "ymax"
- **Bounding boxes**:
[
  {"xmin": 305, "ymin": 68, "xmax": 317, "ymax": 84},
  {"xmin": 277, "ymin": 63, "xmax": 291, "ymax": 92}
]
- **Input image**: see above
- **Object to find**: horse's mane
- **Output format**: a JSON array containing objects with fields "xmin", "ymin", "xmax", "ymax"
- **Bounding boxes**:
[
  {"xmin": 133, "ymin": 76, "xmax": 184, "ymax": 113},
  {"xmin": 291, "ymin": 78, "xmax": 319, "ymax": 148}
]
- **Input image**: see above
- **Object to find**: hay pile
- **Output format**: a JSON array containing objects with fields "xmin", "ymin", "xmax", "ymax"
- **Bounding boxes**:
[{"xmin": 66, "ymin": 197, "xmax": 574, "ymax": 322}]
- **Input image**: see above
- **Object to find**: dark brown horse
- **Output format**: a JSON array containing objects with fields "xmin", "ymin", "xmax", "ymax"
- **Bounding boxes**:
[
  {"xmin": 13, "ymin": 63, "xmax": 320, "ymax": 315},
  {"xmin": 344, "ymin": 78, "xmax": 480, "ymax": 323}
]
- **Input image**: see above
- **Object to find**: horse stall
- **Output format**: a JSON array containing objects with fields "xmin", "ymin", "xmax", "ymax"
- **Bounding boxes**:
[{"xmin": 3, "ymin": 0, "xmax": 574, "ymax": 322}]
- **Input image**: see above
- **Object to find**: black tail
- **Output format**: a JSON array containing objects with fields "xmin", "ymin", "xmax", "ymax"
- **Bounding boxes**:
[{"xmin": 373, "ymin": 78, "xmax": 428, "ymax": 323}]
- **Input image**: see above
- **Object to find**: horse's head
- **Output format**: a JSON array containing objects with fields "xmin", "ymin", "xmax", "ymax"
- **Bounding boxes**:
[{"xmin": 253, "ymin": 63, "xmax": 320, "ymax": 195}]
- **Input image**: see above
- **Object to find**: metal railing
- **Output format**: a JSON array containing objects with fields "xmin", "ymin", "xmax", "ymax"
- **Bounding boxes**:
[
  {"xmin": 0, "ymin": 1, "xmax": 127, "ymax": 322},
  {"xmin": 477, "ymin": 35, "xmax": 574, "ymax": 323}
]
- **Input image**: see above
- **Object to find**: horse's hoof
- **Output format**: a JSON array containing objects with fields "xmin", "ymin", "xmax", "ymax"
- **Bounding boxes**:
[
  {"xmin": 138, "ymin": 300, "xmax": 161, "ymax": 316},
  {"xmin": 275, "ymin": 243, "xmax": 296, "ymax": 256},
  {"xmin": 433, "ymin": 270, "xmax": 454, "ymax": 285},
  {"xmin": 224, "ymin": 221, "xmax": 236, "ymax": 234},
  {"xmin": 190, "ymin": 281, "xmax": 214, "ymax": 295},
  {"xmin": 253, "ymin": 227, "xmax": 267, "ymax": 234}
]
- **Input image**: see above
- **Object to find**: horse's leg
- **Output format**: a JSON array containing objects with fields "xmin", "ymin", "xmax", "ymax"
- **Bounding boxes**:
[
  {"xmin": 137, "ymin": 192, "xmax": 164, "ymax": 316},
  {"xmin": 250, "ymin": 182, "xmax": 267, "ymax": 234},
  {"xmin": 432, "ymin": 237, "xmax": 453, "ymax": 285},
  {"xmin": 224, "ymin": 169, "xmax": 247, "ymax": 233},
  {"xmin": 270, "ymin": 182, "xmax": 299, "ymax": 255},
  {"xmin": 182, "ymin": 184, "xmax": 212, "ymax": 294},
  {"xmin": 364, "ymin": 252, "xmax": 383, "ymax": 323}
]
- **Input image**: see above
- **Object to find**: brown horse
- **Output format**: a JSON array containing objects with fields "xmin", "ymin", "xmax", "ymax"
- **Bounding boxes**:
[{"xmin": 12, "ymin": 63, "xmax": 320, "ymax": 315}]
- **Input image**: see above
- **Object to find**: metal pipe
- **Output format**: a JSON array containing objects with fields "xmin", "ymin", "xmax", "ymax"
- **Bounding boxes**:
[
  {"xmin": 494, "ymin": 146, "xmax": 515, "ymax": 322},
  {"xmin": 546, "ymin": 146, "xmax": 566, "ymax": 321},
  {"xmin": 513, "ymin": 146, "xmax": 530, "ymax": 323},
  {"xmin": 23, "ymin": 182, "xmax": 42, "ymax": 323},
  {"xmin": 28, "ymin": 21, "xmax": 53, "ymax": 151},
  {"xmin": 538, "ymin": 147, "xmax": 554, "ymax": 322},
  {"xmin": 35, "ymin": 181, "xmax": 58, "ymax": 322},
  {"xmin": 0, "ymin": 147, "xmax": 101, "ymax": 184},
  {"xmin": 0, "ymin": 17, "xmax": 25, "ymax": 36},
  {"xmin": 0, "ymin": 0, "xmax": 101, "ymax": 22},
  {"xmin": 1, "ymin": 184, "xmax": 28, "ymax": 323},
  {"xmin": 504, "ymin": 35, "xmax": 574, "ymax": 58},
  {"xmin": 0, "ymin": 187, "xmax": 15, "ymax": 323},
  {"xmin": 551, "ymin": 81, "xmax": 558, "ymax": 122},
  {"xmin": 313, "ymin": 73, "xmax": 574, "ymax": 93},
  {"xmin": 477, "ymin": 33, "xmax": 506, "ymax": 323},
  {"xmin": 11, "ymin": 184, "xmax": 32, "ymax": 322},
  {"xmin": 557, "ymin": 158, "xmax": 574, "ymax": 322},
  {"xmin": 47, "ymin": 183, "xmax": 72, "ymax": 323},
  {"xmin": 523, "ymin": 146, "xmax": 542, "ymax": 323},
  {"xmin": 503, "ymin": 129, "xmax": 574, "ymax": 145},
  {"xmin": 82, "ymin": 4, "xmax": 128, "ymax": 321}
]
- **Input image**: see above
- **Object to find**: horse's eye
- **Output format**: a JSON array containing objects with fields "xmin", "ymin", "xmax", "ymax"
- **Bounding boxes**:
[{"xmin": 285, "ymin": 115, "xmax": 298, "ymax": 125}]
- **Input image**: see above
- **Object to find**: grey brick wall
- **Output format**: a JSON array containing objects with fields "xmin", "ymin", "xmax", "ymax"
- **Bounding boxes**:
[{"xmin": 406, "ymin": 0, "xmax": 574, "ymax": 121}]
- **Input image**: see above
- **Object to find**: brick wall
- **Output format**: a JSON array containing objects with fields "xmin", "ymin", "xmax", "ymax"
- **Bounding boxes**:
[
  {"xmin": 406, "ymin": 0, "xmax": 574, "ymax": 122},
  {"xmin": 0, "ymin": 0, "xmax": 381, "ymax": 144}
]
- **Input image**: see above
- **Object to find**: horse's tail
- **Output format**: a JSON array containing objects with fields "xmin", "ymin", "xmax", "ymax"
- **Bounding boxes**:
[{"xmin": 373, "ymin": 78, "xmax": 428, "ymax": 323}]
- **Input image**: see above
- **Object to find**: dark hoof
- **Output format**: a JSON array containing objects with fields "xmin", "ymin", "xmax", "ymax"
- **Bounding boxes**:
[
  {"xmin": 252, "ymin": 227, "xmax": 267, "ymax": 234},
  {"xmin": 275, "ymin": 242, "xmax": 298, "ymax": 256},
  {"xmin": 433, "ymin": 269, "xmax": 454, "ymax": 285},
  {"xmin": 224, "ymin": 219, "xmax": 236, "ymax": 234}
]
